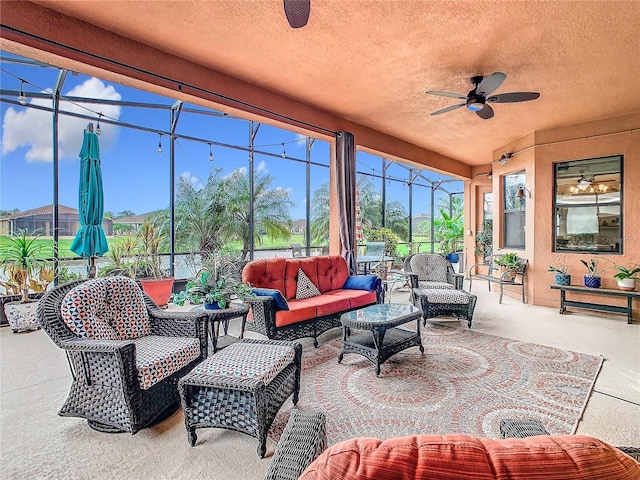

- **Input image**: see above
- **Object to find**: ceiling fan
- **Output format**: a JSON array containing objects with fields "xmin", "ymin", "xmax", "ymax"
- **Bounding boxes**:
[
  {"xmin": 283, "ymin": 0, "xmax": 311, "ymax": 28},
  {"xmin": 426, "ymin": 72, "xmax": 540, "ymax": 119}
]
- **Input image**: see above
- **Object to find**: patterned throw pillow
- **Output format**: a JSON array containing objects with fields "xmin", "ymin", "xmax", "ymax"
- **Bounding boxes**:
[{"xmin": 295, "ymin": 268, "xmax": 321, "ymax": 299}]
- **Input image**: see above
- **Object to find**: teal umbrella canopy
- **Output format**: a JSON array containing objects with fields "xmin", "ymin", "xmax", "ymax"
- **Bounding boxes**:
[{"xmin": 71, "ymin": 127, "xmax": 109, "ymax": 265}]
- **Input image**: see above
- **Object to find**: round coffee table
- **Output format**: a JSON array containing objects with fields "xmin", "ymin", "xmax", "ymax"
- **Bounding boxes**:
[{"xmin": 339, "ymin": 303, "xmax": 424, "ymax": 376}]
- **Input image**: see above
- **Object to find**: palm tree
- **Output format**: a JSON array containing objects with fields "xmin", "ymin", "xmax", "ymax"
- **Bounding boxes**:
[
  {"xmin": 310, "ymin": 182, "xmax": 330, "ymax": 245},
  {"xmin": 219, "ymin": 169, "xmax": 294, "ymax": 256}
]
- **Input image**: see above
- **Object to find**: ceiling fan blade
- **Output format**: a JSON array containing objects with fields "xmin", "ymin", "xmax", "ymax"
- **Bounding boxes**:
[
  {"xmin": 476, "ymin": 104, "xmax": 494, "ymax": 119},
  {"xmin": 284, "ymin": 0, "xmax": 311, "ymax": 28},
  {"xmin": 426, "ymin": 91, "xmax": 467, "ymax": 100},
  {"xmin": 476, "ymin": 72, "xmax": 506, "ymax": 96},
  {"xmin": 488, "ymin": 92, "xmax": 541, "ymax": 103},
  {"xmin": 430, "ymin": 103, "xmax": 465, "ymax": 115}
]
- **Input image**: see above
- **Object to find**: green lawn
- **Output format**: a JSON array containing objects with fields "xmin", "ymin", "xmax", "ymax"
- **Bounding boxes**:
[{"xmin": 1, "ymin": 233, "xmax": 435, "ymax": 259}]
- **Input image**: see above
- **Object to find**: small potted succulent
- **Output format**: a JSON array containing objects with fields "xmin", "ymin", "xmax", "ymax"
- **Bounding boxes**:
[
  {"xmin": 580, "ymin": 258, "xmax": 605, "ymax": 288},
  {"xmin": 612, "ymin": 264, "xmax": 640, "ymax": 291},
  {"xmin": 547, "ymin": 257, "xmax": 571, "ymax": 285}
]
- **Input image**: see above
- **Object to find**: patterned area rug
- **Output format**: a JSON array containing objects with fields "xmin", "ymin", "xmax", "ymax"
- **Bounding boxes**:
[{"xmin": 268, "ymin": 324, "xmax": 603, "ymax": 445}]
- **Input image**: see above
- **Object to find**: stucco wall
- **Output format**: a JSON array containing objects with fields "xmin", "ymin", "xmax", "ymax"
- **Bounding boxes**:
[{"xmin": 466, "ymin": 113, "xmax": 640, "ymax": 319}]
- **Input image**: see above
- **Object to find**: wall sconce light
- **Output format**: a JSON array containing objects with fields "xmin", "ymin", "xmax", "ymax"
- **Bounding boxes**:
[
  {"xmin": 515, "ymin": 186, "xmax": 532, "ymax": 198},
  {"xmin": 499, "ymin": 151, "xmax": 512, "ymax": 166}
]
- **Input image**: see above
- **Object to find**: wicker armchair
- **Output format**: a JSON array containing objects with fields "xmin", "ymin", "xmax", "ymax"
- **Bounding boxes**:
[
  {"xmin": 404, "ymin": 253, "xmax": 463, "ymax": 302},
  {"xmin": 37, "ymin": 277, "xmax": 208, "ymax": 434}
]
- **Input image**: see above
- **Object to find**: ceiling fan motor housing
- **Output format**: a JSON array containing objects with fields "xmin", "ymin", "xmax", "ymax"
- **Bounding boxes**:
[{"xmin": 466, "ymin": 93, "xmax": 485, "ymax": 112}]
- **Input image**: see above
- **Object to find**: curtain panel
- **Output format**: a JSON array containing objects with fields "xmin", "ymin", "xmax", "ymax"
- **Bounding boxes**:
[{"xmin": 336, "ymin": 132, "xmax": 357, "ymax": 274}]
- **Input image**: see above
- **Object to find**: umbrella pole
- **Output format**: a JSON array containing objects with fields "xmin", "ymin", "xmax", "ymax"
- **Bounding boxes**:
[{"xmin": 88, "ymin": 257, "xmax": 96, "ymax": 278}]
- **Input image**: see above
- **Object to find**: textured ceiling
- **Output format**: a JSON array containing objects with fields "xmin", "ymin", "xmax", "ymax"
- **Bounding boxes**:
[{"xmin": 14, "ymin": 1, "xmax": 640, "ymax": 166}]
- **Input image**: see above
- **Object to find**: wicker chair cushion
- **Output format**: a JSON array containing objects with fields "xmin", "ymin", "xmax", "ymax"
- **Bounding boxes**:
[
  {"xmin": 61, "ymin": 277, "xmax": 150, "ymax": 340},
  {"xmin": 194, "ymin": 342, "xmax": 295, "ymax": 385},
  {"xmin": 296, "ymin": 269, "xmax": 322, "ymax": 300},
  {"xmin": 418, "ymin": 288, "xmax": 471, "ymax": 304},
  {"xmin": 410, "ymin": 254, "xmax": 449, "ymax": 283},
  {"xmin": 417, "ymin": 280, "xmax": 455, "ymax": 289},
  {"xmin": 134, "ymin": 335, "xmax": 201, "ymax": 389}
]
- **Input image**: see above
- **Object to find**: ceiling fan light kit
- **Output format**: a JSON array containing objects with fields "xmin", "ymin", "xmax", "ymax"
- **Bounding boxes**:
[{"xmin": 426, "ymin": 72, "xmax": 540, "ymax": 119}]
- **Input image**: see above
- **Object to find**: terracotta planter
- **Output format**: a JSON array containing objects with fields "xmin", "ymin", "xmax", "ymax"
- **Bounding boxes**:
[
  {"xmin": 3, "ymin": 301, "xmax": 40, "ymax": 333},
  {"xmin": 140, "ymin": 277, "xmax": 175, "ymax": 307}
]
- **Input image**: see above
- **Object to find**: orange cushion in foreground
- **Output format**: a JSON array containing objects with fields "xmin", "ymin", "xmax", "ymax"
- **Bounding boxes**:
[{"xmin": 299, "ymin": 434, "xmax": 640, "ymax": 480}]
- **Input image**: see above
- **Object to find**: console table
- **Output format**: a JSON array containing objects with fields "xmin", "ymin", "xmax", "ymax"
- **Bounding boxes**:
[{"xmin": 550, "ymin": 284, "xmax": 639, "ymax": 324}]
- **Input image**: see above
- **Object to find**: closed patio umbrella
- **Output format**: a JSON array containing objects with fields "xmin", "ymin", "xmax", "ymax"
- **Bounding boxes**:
[{"xmin": 70, "ymin": 123, "xmax": 108, "ymax": 277}]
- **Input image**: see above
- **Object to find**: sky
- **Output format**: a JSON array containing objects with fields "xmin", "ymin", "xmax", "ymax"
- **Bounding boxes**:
[{"xmin": 1, "ymin": 51, "xmax": 461, "ymax": 220}]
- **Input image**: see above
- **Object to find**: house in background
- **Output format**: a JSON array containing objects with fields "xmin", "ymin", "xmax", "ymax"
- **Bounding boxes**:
[
  {"xmin": 113, "ymin": 212, "xmax": 152, "ymax": 235},
  {"xmin": 0, "ymin": 204, "xmax": 113, "ymax": 236}
]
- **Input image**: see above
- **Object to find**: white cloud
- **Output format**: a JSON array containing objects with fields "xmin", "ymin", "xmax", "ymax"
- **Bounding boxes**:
[
  {"xmin": 256, "ymin": 160, "xmax": 267, "ymax": 173},
  {"xmin": 2, "ymin": 77, "xmax": 122, "ymax": 162},
  {"xmin": 179, "ymin": 170, "xmax": 202, "ymax": 189}
]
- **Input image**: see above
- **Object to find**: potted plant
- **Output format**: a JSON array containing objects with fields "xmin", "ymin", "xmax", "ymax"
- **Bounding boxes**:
[
  {"xmin": 580, "ymin": 258, "xmax": 605, "ymax": 288},
  {"xmin": 137, "ymin": 221, "xmax": 174, "ymax": 307},
  {"xmin": 494, "ymin": 253, "xmax": 523, "ymax": 282},
  {"xmin": 0, "ymin": 230, "xmax": 54, "ymax": 332},
  {"xmin": 184, "ymin": 254, "xmax": 254, "ymax": 309},
  {"xmin": 612, "ymin": 264, "xmax": 640, "ymax": 291},
  {"xmin": 547, "ymin": 257, "xmax": 571, "ymax": 285},
  {"xmin": 434, "ymin": 209, "xmax": 464, "ymax": 263}
]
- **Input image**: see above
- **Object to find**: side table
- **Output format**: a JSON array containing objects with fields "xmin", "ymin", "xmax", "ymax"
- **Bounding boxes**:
[{"xmin": 191, "ymin": 303, "xmax": 250, "ymax": 354}]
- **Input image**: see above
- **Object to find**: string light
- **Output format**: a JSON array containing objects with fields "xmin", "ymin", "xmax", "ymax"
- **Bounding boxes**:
[
  {"xmin": 281, "ymin": 143, "xmax": 286, "ymax": 158},
  {"xmin": 95, "ymin": 113, "xmax": 102, "ymax": 135},
  {"xmin": 208, "ymin": 143, "xmax": 214, "ymax": 161},
  {"xmin": 18, "ymin": 80, "xmax": 27, "ymax": 105},
  {"xmin": 157, "ymin": 134, "xmax": 163, "ymax": 153}
]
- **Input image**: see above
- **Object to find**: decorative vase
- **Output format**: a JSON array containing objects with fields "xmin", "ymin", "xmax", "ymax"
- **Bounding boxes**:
[
  {"xmin": 554, "ymin": 273, "xmax": 571, "ymax": 286},
  {"xmin": 140, "ymin": 277, "xmax": 175, "ymax": 307},
  {"xmin": 584, "ymin": 275, "xmax": 601, "ymax": 288},
  {"xmin": 204, "ymin": 302, "xmax": 222, "ymax": 310},
  {"xmin": 616, "ymin": 278, "xmax": 636, "ymax": 291}
]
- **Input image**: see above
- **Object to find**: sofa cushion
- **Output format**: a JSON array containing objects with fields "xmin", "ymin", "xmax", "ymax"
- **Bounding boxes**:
[
  {"xmin": 343, "ymin": 275, "xmax": 377, "ymax": 291},
  {"xmin": 296, "ymin": 269, "xmax": 322, "ymax": 299},
  {"xmin": 315, "ymin": 256, "xmax": 350, "ymax": 292},
  {"xmin": 300, "ymin": 434, "xmax": 640, "ymax": 480},
  {"xmin": 295, "ymin": 294, "xmax": 352, "ymax": 317},
  {"xmin": 134, "ymin": 335, "xmax": 201, "ymax": 390},
  {"xmin": 252, "ymin": 288, "xmax": 290, "ymax": 311},
  {"xmin": 242, "ymin": 257, "xmax": 287, "ymax": 293},
  {"xmin": 274, "ymin": 300, "xmax": 320, "ymax": 327},
  {"xmin": 324, "ymin": 289, "xmax": 377, "ymax": 309}
]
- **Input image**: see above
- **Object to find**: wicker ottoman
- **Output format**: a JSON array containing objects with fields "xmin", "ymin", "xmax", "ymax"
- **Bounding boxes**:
[
  {"xmin": 414, "ymin": 288, "xmax": 477, "ymax": 328},
  {"xmin": 178, "ymin": 338, "xmax": 302, "ymax": 458}
]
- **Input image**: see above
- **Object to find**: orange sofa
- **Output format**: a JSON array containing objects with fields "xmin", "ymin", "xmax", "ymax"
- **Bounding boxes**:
[{"xmin": 242, "ymin": 256, "xmax": 379, "ymax": 347}]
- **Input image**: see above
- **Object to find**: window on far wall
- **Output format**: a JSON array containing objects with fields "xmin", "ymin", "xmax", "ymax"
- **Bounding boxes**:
[
  {"xmin": 554, "ymin": 155, "xmax": 622, "ymax": 254},
  {"xmin": 503, "ymin": 171, "xmax": 526, "ymax": 249}
]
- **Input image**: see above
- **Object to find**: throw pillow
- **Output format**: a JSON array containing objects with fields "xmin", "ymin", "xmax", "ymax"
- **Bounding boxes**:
[
  {"xmin": 295, "ymin": 268, "xmax": 321, "ymax": 300},
  {"xmin": 343, "ymin": 275, "xmax": 378, "ymax": 291},
  {"xmin": 252, "ymin": 288, "xmax": 290, "ymax": 311}
]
